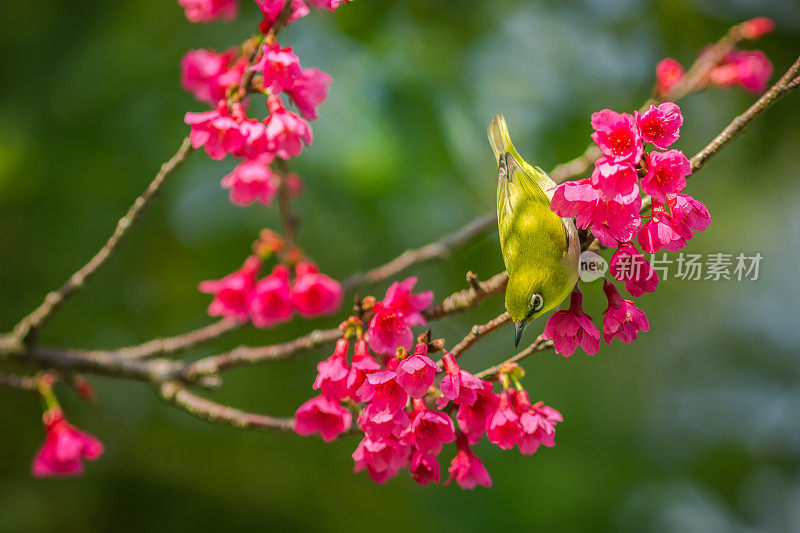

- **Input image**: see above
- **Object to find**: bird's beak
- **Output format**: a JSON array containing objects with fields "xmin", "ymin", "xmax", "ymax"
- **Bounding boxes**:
[{"xmin": 514, "ymin": 319, "xmax": 528, "ymax": 348}]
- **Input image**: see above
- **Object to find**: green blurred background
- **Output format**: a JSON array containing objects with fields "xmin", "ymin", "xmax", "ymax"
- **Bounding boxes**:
[{"xmin": 1, "ymin": 0, "xmax": 799, "ymax": 531}]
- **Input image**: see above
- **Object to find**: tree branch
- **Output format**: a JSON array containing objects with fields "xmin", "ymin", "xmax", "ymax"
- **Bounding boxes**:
[
  {"xmin": 11, "ymin": 138, "xmax": 195, "ymax": 344},
  {"xmin": 449, "ymin": 312, "xmax": 511, "ymax": 359},
  {"xmin": 0, "ymin": 372, "xmax": 38, "ymax": 392}
]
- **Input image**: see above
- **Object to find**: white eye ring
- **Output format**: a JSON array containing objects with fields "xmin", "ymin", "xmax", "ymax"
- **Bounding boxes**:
[{"xmin": 530, "ymin": 294, "xmax": 544, "ymax": 312}]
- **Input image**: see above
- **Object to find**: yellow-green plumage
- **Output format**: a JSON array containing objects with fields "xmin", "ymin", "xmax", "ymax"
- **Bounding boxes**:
[{"xmin": 488, "ymin": 115, "xmax": 580, "ymax": 345}]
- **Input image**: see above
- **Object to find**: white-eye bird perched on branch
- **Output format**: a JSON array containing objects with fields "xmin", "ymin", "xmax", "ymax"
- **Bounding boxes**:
[{"xmin": 488, "ymin": 115, "xmax": 580, "ymax": 347}]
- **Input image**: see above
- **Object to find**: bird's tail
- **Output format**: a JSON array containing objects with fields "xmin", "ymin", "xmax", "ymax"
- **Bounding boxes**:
[{"xmin": 488, "ymin": 114, "xmax": 519, "ymax": 165}]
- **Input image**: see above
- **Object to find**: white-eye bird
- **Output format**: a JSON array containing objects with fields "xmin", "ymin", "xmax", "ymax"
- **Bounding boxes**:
[{"xmin": 488, "ymin": 115, "xmax": 580, "ymax": 347}]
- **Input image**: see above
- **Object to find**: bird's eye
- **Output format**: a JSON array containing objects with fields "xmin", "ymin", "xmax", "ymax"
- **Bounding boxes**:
[{"xmin": 530, "ymin": 293, "xmax": 544, "ymax": 312}]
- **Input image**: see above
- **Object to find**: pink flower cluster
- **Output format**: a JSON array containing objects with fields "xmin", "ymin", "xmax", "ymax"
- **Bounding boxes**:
[
  {"xmin": 178, "ymin": 0, "xmax": 349, "ymax": 26},
  {"xmin": 655, "ymin": 17, "xmax": 774, "ymax": 96},
  {"xmin": 178, "ymin": 0, "xmax": 238, "ymax": 23},
  {"xmin": 199, "ymin": 256, "xmax": 343, "ymax": 326},
  {"xmin": 31, "ymin": 408, "xmax": 104, "ymax": 478},
  {"xmin": 365, "ymin": 277, "xmax": 434, "ymax": 355},
  {"xmin": 547, "ymin": 102, "xmax": 710, "ymax": 355},
  {"xmin": 296, "ymin": 338, "xmax": 563, "ymax": 488}
]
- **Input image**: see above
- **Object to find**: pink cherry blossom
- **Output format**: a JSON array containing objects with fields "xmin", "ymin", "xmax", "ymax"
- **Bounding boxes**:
[
  {"xmin": 590, "ymin": 158, "xmax": 638, "ymax": 198},
  {"xmin": 609, "ymin": 243, "xmax": 659, "ymax": 297},
  {"xmin": 294, "ymin": 394, "xmax": 352, "ymax": 442},
  {"xmin": 31, "ymin": 408, "xmax": 104, "ymax": 478},
  {"xmin": 251, "ymin": 43, "xmax": 302, "ymax": 94},
  {"xmin": 740, "ymin": 17, "xmax": 775, "ymax": 40},
  {"xmin": 395, "ymin": 343, "xmax": 441, "ymax": 398},
  {"xmin": 220, "ymin": 154, "xmax": 278, "ymax": 206},
  {"xmin": 486, "ymin": 390, "xmax": 522, "ymax": 450},
  {"xmin": 313, "ymin": 338, "xmax": 350, "ymax": 400},
  {"xmin": 365, "ymin": 302, "xmax": 413, "ymax": 355},
  {"xmin": 288, "ymin": 68, "xmax": 332, "ymax": 120},
  {"xmin": 541, "ymin": 289, "xmax": 601, "ymax": 356},
  {"xmin": 437, "ymin": 353, "xmax": 486, "ymax": 408},
  {"xmin": 710, "ymin": 50, "xmax": 773, "ymax": 93},
  {"xmin": 249, "ymin": 264, "xmax": 294, "ymax": 328},
  {"xmin": 356, "ymin": 370, "xmax": 408, "ymax": 412},
  {"xmin": 357, "ymin": 403, "xmax": 410, "ymax": 439},
  {"xmin": 668, "ymin": 192, "xmax": 711, "ymax": 239},
  {"xmin": 264, "ymin": 96, "xmax": 313, "ymax": 159},
  {"xmin": 456, "ymin": 381, "xmax": 498, "ymax": 444},
  {"xmin": 638, "ymin": 202, "xmax": 685, "ymax": 253},
  {"xmin": 185, "ymin": 102, "xmax": 245, "ymax": 160},
  {"xmin": 307, "ymin": 0, "xmax": 350, "ymax": 10},
  {"xmin": 381, "ymin": 277, "xmax": 434, "ymax": 327},
  {"xmin": 346, "ymin": 339, "xmax": 381, "ymax": 398},
  {"xmin": 655, "ymin": 58, "xmax": 685, "ymax": 96},
  {"xmin": 446, "ymin": 433, "xmax": 492, "ymax": 489},
  {"xmin": 513, "ymin": 390, "xmax": 563, "ymax": 455},
  {"xmin": 178, "ymin": 0, "xmax": 237, "ymax": 23},
  {"xmin": 635, "ymin": 102, "xmax": 684, "ymax": 149},
  {"xmin": 602, "ymin": 280, "xmax": 650, "ymax": 345},
  {"xmin": 291, "ymin": 262, "xmax": 343, "ymax": 318},
  {"xmin": 551, "ymin": 178, "xmax": 601, "ymax": 229},
  {"xmin": 402, "ymin": 399, "xmax": 456, "ymax": 455},
  {"xmin": 181, "ymin": 49, "xmax": 246, "ymax": 104},
  {"xmin": 641, "ymin": 149, "xmax": 691, "ymax": 203},
  {"xmin": 410, "ymin": 451, "xmax": 440, "ymax": 486},
  {"xmin": 590, "ymin": 109, "xmax": 644, "ymax": 165},
  {"xmin": 353, "ymin": 435, "xmax": 410, "ymax": 484},
  {"xmin": 198, "ymin": 255, "xmax": 260, "ymax": 322},
  {"xmin": 589, "ymin": 187, "xmax": 642, "ymax": 247},
  {"xmin": 256, "ymin": 0, "xmax": 310, "ymax": 33}
]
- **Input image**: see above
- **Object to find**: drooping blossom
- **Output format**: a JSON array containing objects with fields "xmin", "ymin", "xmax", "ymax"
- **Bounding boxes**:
[
  {"xmin": 294, "ymin": 394, "xmax": 352, "ymax": 442},
  {"xmin": 249, "ymin": 264, "xmax": 294, "ymax": 328},
  {"xmin": 178, "ymin": 0, "xmax": 237, "ymax": 23},
  {"xmin": 456, "ymin": 381, "xmax": 499, "ymax": 444},
  {"xmin": 635, "ymin": 102, "xmax": 684, "ymax": 149},
  {"xmin": 256, "ymin": 0, "xmax": 310, "ymax": 33},
  {"xmin": 288, "ymin": 68, "xmax": 332, "ymax": 120},
  {"xmin": 185, "ymin": 102, "xmax": 245, "ymax": 160},
  {"xmin": 402, "ymin": 399, "xmax": 455, "ymax": 455},
  {"xmin": 638, "ymin": 202, "xmax": 685, "ymax": 253},
  {"xmin": 590, "ymin": 109, "xmax": 644, "ymax": 165},
  {"xmin": 198, "ymin": 256, "xmax": 260, "ymax": 322},
  {"xmin": 739, "ymin": 17, "xmax": 775, "ymax": 40},
  {"xmin": 601, "ymin": 280, "xmax": 650, "ymax": 345},
  {"xmin": 410, "ymin": 451, "xmax": 440, "ymax": 486},
  {"xmin": 356, "ymin": 371, "xmax": 408, "ymax": 412},
  {"xmin": 589, "ymin": 187, "xmax": 642, "ymax": 247},
  {"xmin": 486, "ymin": 390, "xmax": 522, "ymax": 450},
  {"xmin": 395, "ymin": 343, "xmax": 441, "ymax": 398},
  {"xmin": 541, "ymin": 289, "xmax": 601, "ymax": 356},
  {"xmin": 551, "ymin": 178, "xmax": 601, "ymax": 229},
  {"xmin": 655, "ymin": 58, "xmax": 685, "ymax": 96},
  {"xmin": 291, "ymin": 262, "xmax": 343, "ymax": 318},
  {"xmin": 31, "ymin": 408, "xmax": 104, "ymax": 478},
  {"xmin": 357, "ymin": 403, "xmax": 410, "ymax": 439},
  {"xmin": 513, "ymin": 390, "xmax": 563, "ymax": 455},
  {"xmin": 264, "ymin": 96, "xmax": 313, "ymax": 159},
  {"xmin": 251, "ymin": 43, "xmax": 301, "ymax": 94},
  {"xmin": 365, "ymin": 277, "xmax": 433, "ymax": 355},
  {"xmin": 437, "ymin": 353, "xmax": 486, "ymax": 408},
  {"xmin": 346, "ymin": 339, "xmax": 381, "ymax": 399},
  {"xmin": 352, "ymin": 435, "xmax": 410, "ymax": 484},
  {"xmin": 446, "ymin": 433, "xmax": 492, "ymax": 489},
  {"xmin": 313, "ymin": 338, "xmax": 350, "ymax": 400},
  {"xmin": 709, "ymin": 50, "xmax": 773, "ymax": 93},
  {"xmin": 668, "ymin": 192, "xmax": 711, "ymax": 239},
  {"xmin": 221, "ymin": 154, "xmax": 278, "ymax": 206},
  {"xmin": 641, "ymin": 149, "xmax": 691, "ymax": 203},
  {"xmin": 180, "ymin": 49, "xmax": 246, "ymax": 104},
  {"xmin": 590, "ymin": 159, "xmax": 638, "ymax": 198},
  {"xmin": 609, "ymin": 243, "xmax": 659, "ymax": 297}
]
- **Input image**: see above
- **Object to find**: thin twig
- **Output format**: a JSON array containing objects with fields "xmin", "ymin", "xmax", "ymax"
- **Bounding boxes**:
[
  {"xmin": 0, "ymin": 372, "xmax": 38, "ymax": 392},
  {"xmin": 159, "ymin": 381, "xmax": 294, "ymax": 432},
  {"xmin": 475, "ymin": 336, "xmax": 554, "ymax": 379},
  {"xmin": 11, "ymin": 138, "xmax": 195, "ymax": 344},
  {"xmin": 449, "ymin": 312, "xmax": 511, "ymax": 360},
  {"xmin": 103, "ymin": 318, "xmax": 242, "ymax": 360}
]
